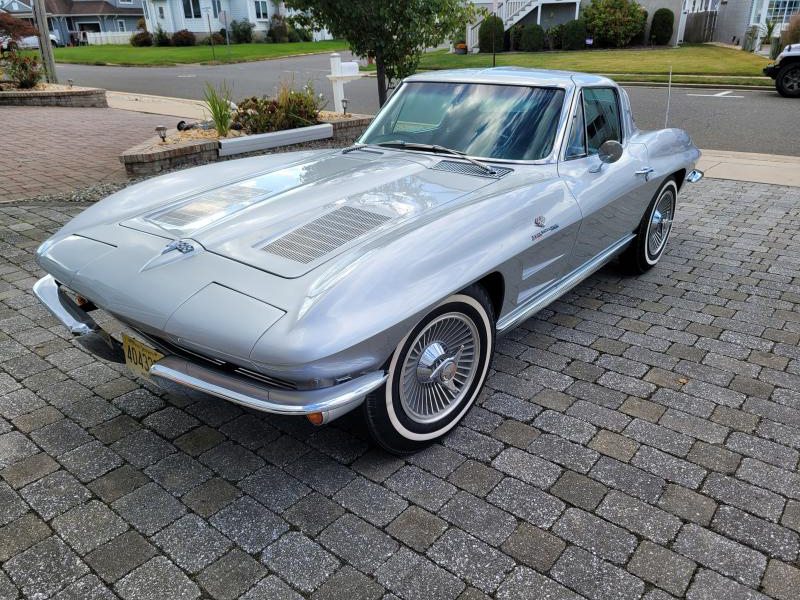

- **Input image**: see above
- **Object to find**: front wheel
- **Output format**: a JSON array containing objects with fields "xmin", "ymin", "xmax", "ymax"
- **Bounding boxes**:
[
  {"xmin": 363, "ymin": 285, "xmax": 495, "ymax": 455},
  {"xmin": 776, "ymin": 63, "xmax": 800, "ymax": 98},
  {"xmin": 619, "ymin": 177, "xmax": 677, "ymax": 274}
]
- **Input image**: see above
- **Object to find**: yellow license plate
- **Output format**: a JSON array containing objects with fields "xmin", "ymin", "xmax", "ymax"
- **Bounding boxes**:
[{"xmin": 122, "ymin": 334, "xmax": 164, "ymax": 381}]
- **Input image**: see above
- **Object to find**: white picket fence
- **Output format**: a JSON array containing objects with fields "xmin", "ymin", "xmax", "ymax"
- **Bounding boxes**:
[{"xmin": 85, "ymin": 32, "xmax": 132, "ymax": 45}]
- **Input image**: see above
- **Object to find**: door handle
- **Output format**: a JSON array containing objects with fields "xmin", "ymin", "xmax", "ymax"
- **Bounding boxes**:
[{"xmin": 635, "ymin": 167, "xmax": 654, "ymax": 181}]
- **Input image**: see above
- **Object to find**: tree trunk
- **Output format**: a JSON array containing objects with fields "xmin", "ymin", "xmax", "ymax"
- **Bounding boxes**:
[{"xmin": 376, "ymin": 56, "xmax": 387, "ymax": 107}]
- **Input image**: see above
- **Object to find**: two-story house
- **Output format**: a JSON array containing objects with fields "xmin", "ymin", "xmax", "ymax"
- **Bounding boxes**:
[
  {"xmin": 142, "ymin": 0, "xmax": 276, "ymax": 39},
  {"xmin": 0, "ymin": 0, "xmax": 143, "ymax": 44}
]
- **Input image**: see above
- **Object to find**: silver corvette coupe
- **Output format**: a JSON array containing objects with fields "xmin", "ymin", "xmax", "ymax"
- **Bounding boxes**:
[{"xmin": 34, "ymin": 68, "xmax": 702, "ymax": 454}]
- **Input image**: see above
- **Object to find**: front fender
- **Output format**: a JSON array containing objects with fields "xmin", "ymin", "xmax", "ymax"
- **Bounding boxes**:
[{"xmin": 249, "ymin": 166, "xmax": 579, "ymax": 381}]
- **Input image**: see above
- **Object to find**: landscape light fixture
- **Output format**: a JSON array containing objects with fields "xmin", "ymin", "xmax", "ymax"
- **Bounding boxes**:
[
  {"xmin": 341, "ymin": 98, "xmax": 349, "ymax": 116},
  {"xmin": 67, "ymin": 79, "xmax": 73, "ymax": 89},
  {"xmin": 156, "ymin": 126, "xmax": 167, "ymax": 141}
]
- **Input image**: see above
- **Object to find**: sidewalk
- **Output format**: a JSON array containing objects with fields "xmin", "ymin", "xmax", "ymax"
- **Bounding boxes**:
[
  {"xmin": 106, "ymin": 91, "xmax": 208, "ymax": 120},
  {"xmin": 697, "ymin": 149, "xmax": 800, "ymax": 187}
]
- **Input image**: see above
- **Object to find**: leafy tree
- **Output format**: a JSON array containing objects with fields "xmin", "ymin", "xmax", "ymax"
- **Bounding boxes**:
[
  {"xmin": 0, "ymin": 12, "xmax": 38, "ymax": 47},
  {"xmin": 286, "ymin": 0, "xmax": 478, "ymax": 106},
  {"xmin": 478, "ymin": 15, "xmax": 504, "ymax": 53},
  {"xmin": 650, "ymin": 8, "xmax": 674, "ymax": 45},
  {"xmin": 520, "ymin": 23, "xmax": 545, "ymax": 51},
  {"xmin": 781, "ymin": 13, "xmax": 800, "ymax": 45},
  {"xmin": 582, "ymin": 0, "xmax": 646, "ymax": 48}
]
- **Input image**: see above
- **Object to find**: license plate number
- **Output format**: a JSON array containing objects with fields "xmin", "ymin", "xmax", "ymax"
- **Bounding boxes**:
[{"xmin": 122, "ymin": 334, "xmax": 164, "ymax": 381}]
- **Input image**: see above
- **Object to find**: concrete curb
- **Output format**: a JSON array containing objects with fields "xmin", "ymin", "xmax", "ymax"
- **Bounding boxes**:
[{"xmin": 619, "ymin": 81, "xmax": 773, "ymax": 91}]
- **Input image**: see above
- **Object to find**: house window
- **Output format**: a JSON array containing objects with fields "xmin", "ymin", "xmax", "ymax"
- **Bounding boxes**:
[
  {"xmin": 255, "ymin": 0, "xmax": 269, "ymax": 19},
  {"xmin": 212, "ymin": 0, "xmax": 221, "ymax": 18},
  {"xmin": 158, "ymin": 6, "xmax": 165, "ymax": 18},
  {"xmin": 767, "ymin": 0, "xmax": 800, "ymax": 24},
  {"xmin": 117, "ymin": 20, "xmax": 126, "ymax": 32},
  {"xmin": 183, "ymin": 0, "xmax": 202, "ymax": 19},
  {"xmin": 119, "ymin": 0, "xmax": 132, "ymax": 3}
]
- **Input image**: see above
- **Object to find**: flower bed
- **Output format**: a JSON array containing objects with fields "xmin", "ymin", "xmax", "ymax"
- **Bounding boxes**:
[{"xmin": 119, "ymin": 113, "xmax": 373, "ymax": 177}]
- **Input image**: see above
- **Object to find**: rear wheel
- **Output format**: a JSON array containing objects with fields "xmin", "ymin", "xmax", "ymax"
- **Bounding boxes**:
[
  {"xmin": 776, "ymin": 63, "xmax": 800, "ymax": 98},
  {"xmin": 619, "ymin": 177, "xmax": 677, "ymax": 274},
  {"xmin": 363, "ymin": 284, "xmax": 495, "ymax": 455}
]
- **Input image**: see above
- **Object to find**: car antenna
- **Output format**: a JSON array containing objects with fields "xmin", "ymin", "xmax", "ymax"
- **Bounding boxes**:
[{"xmin": 664, "ymin": 65, "xmax": 673, "ymax": 129}]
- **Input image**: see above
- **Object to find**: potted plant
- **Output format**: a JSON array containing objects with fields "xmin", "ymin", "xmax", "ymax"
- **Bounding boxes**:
[{"xmin": 454, "ymin": 40, "xmax": 467, "ymax": 54}]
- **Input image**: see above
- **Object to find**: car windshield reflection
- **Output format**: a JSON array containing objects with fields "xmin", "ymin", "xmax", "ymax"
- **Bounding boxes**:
[{"xmin": 360, "ymin": 81, "xmax": 565, "ymax": 161}]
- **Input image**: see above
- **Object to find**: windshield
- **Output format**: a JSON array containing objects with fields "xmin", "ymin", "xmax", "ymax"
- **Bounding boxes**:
[{"xmin": 359, "ymin": 81, "xmax": 565, "ymax": 161}]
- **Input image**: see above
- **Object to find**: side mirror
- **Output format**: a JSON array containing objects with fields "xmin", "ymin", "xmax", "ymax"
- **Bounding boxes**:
[{"xmin": 598, "ymin": 140, "xmax": 623, "ymax": 164}]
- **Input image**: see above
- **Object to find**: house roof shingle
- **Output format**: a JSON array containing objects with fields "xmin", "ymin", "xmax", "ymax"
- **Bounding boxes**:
[{"xmin": 2, "ymin": 0, "xmax": 142, "ymax": 16}]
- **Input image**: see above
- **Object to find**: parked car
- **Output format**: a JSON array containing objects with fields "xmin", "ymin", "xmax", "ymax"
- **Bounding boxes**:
[
  {"xmin": 33, "ymin": 68, "xmax": 702, "ymax": 454},
  {"xmin": 764, "ymin": 43, "xmax": 800, "ymax": 97},
  {"xmin": 0, "ymin": 32, "xmax": 62, "ymax": 51}
]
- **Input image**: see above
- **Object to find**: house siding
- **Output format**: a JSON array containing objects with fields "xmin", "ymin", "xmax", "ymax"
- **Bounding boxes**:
[{"xmin": 713, "ymin": 0, "xmax": 753, "ymax": 43}]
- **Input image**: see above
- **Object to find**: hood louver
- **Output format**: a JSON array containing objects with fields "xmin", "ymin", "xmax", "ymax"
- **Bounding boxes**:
[
  {"xmin": 261, "ymin": 206, "xmax": 391, "ymax": 264},
  {"xmin": 432, "ymin": 160, "xmax": 512, "ymax": 179}
]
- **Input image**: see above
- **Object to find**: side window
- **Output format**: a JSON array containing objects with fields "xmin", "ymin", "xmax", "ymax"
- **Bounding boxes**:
[
  {"xmin": 583, "ymin": 88, "xmax": 622, "ymax": 155},
  {"xmin": 565, "ymin": 95, "xmax": 586, "ymax": 159}
]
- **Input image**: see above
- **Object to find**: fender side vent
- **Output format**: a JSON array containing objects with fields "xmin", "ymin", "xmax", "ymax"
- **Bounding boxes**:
[
  {"xmin": 432, "ymin": 160, "xmax": 512, "ymax": 179},
  {"xmin": 262, "ymin": 206, "xmax": 391, "ymax": 264}
]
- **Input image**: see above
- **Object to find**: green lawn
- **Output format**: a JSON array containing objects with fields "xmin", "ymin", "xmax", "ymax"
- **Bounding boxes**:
[
  {"xmin": 364, "ymin": 44, "xmax": 772, "ymax": 85},
  {"xmin": 51, "ymin": 39, "xmax": 350, "ymax": 66}
]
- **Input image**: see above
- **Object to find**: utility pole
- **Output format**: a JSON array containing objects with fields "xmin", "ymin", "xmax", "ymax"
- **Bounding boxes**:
[{"xmin": 32, "ymin": 0, "xmax": 58, "ymax": 83}]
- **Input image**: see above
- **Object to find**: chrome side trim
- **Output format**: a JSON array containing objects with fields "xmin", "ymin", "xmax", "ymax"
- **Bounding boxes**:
[
  {"xmin": 686, "ymin": 169, "xmax": 704, "ymax": 183},
  {"xmin": 497, "ymin": 234, "xmax": 636, "ymax": 334},
  {"xmin": 33, "ymin": 275, "xmax": 98, "ymax": 336},
  {"xmin": 149, "ymin": 355, "xmax": 387, "ymax": 417}
]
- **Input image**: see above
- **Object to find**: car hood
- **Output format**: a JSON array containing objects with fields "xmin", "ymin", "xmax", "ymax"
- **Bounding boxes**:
[{"xmin": 118, "ymin": 150, "xmax": 495, "ymax": 278}]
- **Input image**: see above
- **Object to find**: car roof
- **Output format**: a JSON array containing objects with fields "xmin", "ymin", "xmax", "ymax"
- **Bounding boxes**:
[{"xmin": 404, "ymin": 67, "xmax": 616, "ymax": 89}]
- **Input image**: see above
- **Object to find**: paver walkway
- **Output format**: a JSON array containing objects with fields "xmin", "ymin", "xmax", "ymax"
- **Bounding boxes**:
[
  {"xmin": 1, "ymin": 179, "xmax": 800, "ymax": 599},
  {"xmin": 0, "ymin": 106, "xmax": 170, "ymax": 202}
]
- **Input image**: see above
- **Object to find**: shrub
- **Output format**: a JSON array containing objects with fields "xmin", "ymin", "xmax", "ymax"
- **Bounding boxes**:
[
  {"xmin": 287, "ymin": 26, "xmax": 301, "ymax": 43},
  {"xmin": 6, "ymin": 52, "xmax": 42, "ymax": 88},
  {"xmin": 546, "ymin": 24, "xmax": 564, "ymax": 50},
  {"xmin": 267, "ymin": 17, "xmax": 289, "ymax": 43},
  {"xmin": 650, "ymin": 8, "xmax": 674, "ymax": 45},
  {"xmin": 478, "ymin": 15, "xmax": 504, "ymax": 53},
  {"xmin": 235, "ymin": 81, "xmax": 323, "ymax": 134},
  {"xmin": 203, "ymin": 81, "xmax": 233, "ymax": 137},
  {"xmin": 561, "ymin": 19, "xmax": 587, "ymax": 50},
  {"xmin": 510, "ymin": 23, "xmax": 524, "ymax": 51},
  {"xmin": 154, "ymin": 25, "xmax": 170, "ymax": 46},
  {"xmin": 201, "ymin": 32, "xmax": 225, "ymax": 45},
  {"xmin": 582, "ymin": 0, "xmax": 646, "ymax": 47},
  {"xmin": 230, "ymin": 19, "xmax": 253, "ymax": 44},
  {"xmin": 781, "ymin": 13, "xmax": 800, "ymax": 46},
  {"xmin": 130, "ymin": 31, "xmax": 152, "ymax": 47},
  {"xmin": 520, "ymin": 23, "xmax": 545, "ymax": 51},
  {"xmin": 136, "ymin": 17, "xmax": 147, "ymax": 31},
  {"xmin": 171, "ymin": 29, "xmax": 196, "ymax": 46},
  {"xmin": 296, "ymin": 27, "xmax": 313, "ymax": 42},
  {"xmin": 635, "ymin": 10, "xmax": 648, "ymax": 45}
]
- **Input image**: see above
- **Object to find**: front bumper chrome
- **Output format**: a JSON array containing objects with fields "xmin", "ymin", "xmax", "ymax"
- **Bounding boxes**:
[
  {"xmin": 150, "ymin": 357, "xmax": 387, "ymax": 422},
  {"xmin": 33, "ymin": 275, "xmax": 387, "ymax": 423}
]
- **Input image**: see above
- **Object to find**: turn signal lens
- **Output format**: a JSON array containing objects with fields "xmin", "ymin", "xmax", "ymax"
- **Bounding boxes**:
[{"xmin": 307, "ymin": 412, "xmax": 324, "ymax": 426}]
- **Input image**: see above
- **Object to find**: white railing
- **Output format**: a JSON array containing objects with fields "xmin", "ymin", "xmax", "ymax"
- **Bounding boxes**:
[
  {"xmin": 465, "ymin": 0, "xmax": 540, "ymax": 51},
  {"xmin": 86, "ymin": 32, "xmax": 133, "ymax": 45}
]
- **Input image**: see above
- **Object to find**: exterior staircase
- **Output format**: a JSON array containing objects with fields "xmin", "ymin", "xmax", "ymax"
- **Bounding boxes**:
[{"xmin": 466, "ymin": 1, "xmax": 543, "ymax": 52}]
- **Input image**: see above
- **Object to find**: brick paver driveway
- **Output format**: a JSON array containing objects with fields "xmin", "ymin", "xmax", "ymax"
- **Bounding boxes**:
[
  {"xmin": 1, "ymin": 179, "xmax": 800, "ymax": 600},
  {"xmin": 0, "ymin": 107, "xmax": 170, "ymax": 203}
]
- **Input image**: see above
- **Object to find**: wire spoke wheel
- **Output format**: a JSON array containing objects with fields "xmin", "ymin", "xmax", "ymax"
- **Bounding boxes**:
[
  {"xmin": 399, "ymin": 312, "xmax": 480, "ymax": 424},
  {"xmin": 647, "ymin": 188, "xmax": 675, "ymax": 259}
]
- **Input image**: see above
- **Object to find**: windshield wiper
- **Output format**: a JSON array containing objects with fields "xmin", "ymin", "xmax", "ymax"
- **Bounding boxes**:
[{"xmin": 376, "ymin": 141, "xmax": 497, "ymax": 175}]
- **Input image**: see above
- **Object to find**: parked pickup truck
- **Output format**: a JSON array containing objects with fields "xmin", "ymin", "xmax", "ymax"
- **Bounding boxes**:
[
  {"xmin": 0, "ymin": 33, "xmax": 62, "ymax": 52},
  {"xmin": 764, "ymin": 44, "xmax": 800, "ymax": 98}
]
